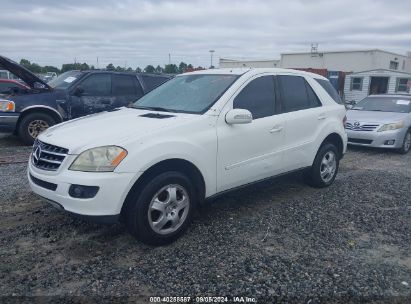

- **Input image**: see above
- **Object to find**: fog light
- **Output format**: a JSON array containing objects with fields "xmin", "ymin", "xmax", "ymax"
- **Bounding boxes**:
[
  {"xmin": 384, "ymin": 140, "xmax": 395, "ymax": 146},
  {"xmin": 69, "ymin": 184, "xmax": 99, "ymax": 199}
]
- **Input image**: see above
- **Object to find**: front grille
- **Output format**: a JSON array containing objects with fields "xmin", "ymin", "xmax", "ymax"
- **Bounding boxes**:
[
  {"xmin": 32, "ymin": 139, "xmax": 68, "ymax": 171},
  {"xmin": 29, "ymin": 173, "xmax": 57, "ymax": 191},
  {"xmin": 348, "ymin": 138, "xmax": 373, "ymax": 144},
  {"xmin": 345, "ymin": 122, "xmax": 379, "ymax": 131}
]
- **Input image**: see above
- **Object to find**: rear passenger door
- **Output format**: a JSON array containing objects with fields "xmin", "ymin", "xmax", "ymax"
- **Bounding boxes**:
[
  {"xmin": 112, "ymin": 74, "xmax": 144, "ymax": 107},
  {"xmin": 277, "ymin": 75, "xmax": 325, "ymax": 171}
]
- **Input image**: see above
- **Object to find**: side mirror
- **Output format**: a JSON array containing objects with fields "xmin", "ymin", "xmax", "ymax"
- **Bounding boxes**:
[
  {"xmin": 225, "ymin": 109, "xmax": 253, "ymax": 125},
  {"xmin": 73, "ymin": 87, "xmax": 84, "ymax": 97}
]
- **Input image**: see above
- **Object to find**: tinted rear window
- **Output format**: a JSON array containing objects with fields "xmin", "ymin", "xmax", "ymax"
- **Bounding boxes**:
[
  {"xmin": 315, "ymin": 78, "xmax": 342, "ymax": 104},
  {"xmin": 278, "ymin": 75, "xmax": 321, "ymax": 113},
  {"xmin": 112, "ymin": 74, "xmax": 137, "ymax": 96}
]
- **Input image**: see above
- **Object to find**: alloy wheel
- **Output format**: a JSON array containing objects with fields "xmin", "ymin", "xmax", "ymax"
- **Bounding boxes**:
[
  {"xmin": 404, "ymin": 132, "xmax": 411, "ymax": 152},
  {"xmin": 27, "ymin": 120, "xmax": 49, "ymax": 139},
  {"xmin": 148, "ymin": 184, "xmax": 190, "ymax": 235},
  {"xmin": 320, "ymin": 151, "xmax": 337, "ymax": 183}
]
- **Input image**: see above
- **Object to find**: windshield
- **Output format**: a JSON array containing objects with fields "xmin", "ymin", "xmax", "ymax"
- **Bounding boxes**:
[
  {"xmin": 48, "ymin": 71, "xmax": 83, "ymax": 89},
  {"xmin": 133, "ymin": 74, "xmax": 238, "ymax": 114},
  {"xmin": 353, "ymin": 96, "xmax": 411, "ymax": 113}
]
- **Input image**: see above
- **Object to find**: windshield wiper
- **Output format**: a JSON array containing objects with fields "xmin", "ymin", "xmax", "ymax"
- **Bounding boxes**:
[{"xmin": 133, "ymin": 106, "xmax": 173, "ymax": 112}]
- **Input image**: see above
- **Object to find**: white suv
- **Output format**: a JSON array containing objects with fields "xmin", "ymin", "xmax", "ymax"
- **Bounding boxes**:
[{"xmin": 28, "ymin": 68, "xmax": 347, "ymax": 245}]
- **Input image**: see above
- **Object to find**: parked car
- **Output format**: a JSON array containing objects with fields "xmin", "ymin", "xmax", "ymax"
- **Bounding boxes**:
[
  {"xmin": 0, "ymin": 79, "xmax": 30, "ymax": 94},
  {"xmin": 28, "ymin": 68, "xmax": 347, "ymax": 245},
  {"xmin": 346, "ymin": 94, "xmax": 411, "ymax": 153},
  {"xmin": 0, "ymin": 55, "xmax": 172, "ymax": 144},
  {"xmin": 0, "ymin": 69, "xmax": 20, "ymax": 80}
]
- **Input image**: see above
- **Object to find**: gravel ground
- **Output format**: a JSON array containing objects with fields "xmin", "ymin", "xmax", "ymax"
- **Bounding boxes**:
[{"xmin": 0, "ymin": 133, "xmax": 410, "ymax": 303}]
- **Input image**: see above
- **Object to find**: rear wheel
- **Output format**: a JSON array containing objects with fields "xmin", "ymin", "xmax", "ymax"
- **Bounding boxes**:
[
  {"xmin": 125, "ymin": 171, "xmax": 196, "ymax": 245},
  {"xmin": 304, "ymin": 143, "xmax": 339, "ymax": 188},
  {"xmin": 397, "ymin": 130, "xmax": 411, "ymax": 154},
  {"xmin": 18, "ymin": 112, "xmax": 56, "ymax": 145}
]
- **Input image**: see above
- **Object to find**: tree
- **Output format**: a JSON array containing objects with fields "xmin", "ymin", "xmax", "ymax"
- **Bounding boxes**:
[
  {"xmin": 115, "ymin": 66, "xmax": 124, "ymax": 72},
  {"xmin": 164, "ymin": 64, "xmax": 178, "ymax": 74},
  {"xmin": 43, "ymin": 65, "xmax": 60, "ymax": 73},
  {"xmin": 178, "ymin": 62, "xmax": 188, "ymax": 73},
  {"xmin": 135, "ymin": 67, "xmax": 142, "ymax": 73},
  {"xmin": 144, "ymin": 65, "xmax": 155, "ymax": 73},
  {"xmin": 126, "ymin": 67, "xmax": 133, "ymax": 72},
  {"xmin": 155, "ymin": 65, "xmax": 163, "ymax": 73},
  {"xmin": 61, "ymin": 62, "xmax": 89, "ymax": 73},
  {"xmin": 106, "ymin": 63, "xmax": 115, "ymax": 70}
]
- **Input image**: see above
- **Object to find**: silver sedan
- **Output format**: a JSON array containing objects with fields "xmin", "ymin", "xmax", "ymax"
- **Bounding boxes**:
[{"xmin": 345, "ymin": 95, "xmax": 411, "ymax": 154}]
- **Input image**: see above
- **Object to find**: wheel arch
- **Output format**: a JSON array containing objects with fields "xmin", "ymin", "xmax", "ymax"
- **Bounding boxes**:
[
  {"xmin": 120, "ymin": 158, "xmax": 206, "ymax": 220},
  {"xmin": 16, "ymin": 106, "xmax": 63, "ymax": 134},
  {"xmin": 319, "ymin": 133, "xmax": 344, "ymax": 159}
]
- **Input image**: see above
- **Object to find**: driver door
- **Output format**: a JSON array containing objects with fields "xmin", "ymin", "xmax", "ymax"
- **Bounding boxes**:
[
  {"xmin": 216, "ymin": 75, "xmax": 286, "ymax": 192},
  {"xmin": 69, "ymin": 73, "xmax": 114, "ymax": 117}
]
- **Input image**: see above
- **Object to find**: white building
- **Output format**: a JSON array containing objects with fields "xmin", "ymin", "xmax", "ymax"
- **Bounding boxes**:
[
  {"xmin": 280, "ymin": 49, "xmax": 411, "ymax": 73},
  {"xmin": 219, "ymin": 58, "xmax": 280, "ymax": 68},
  {"xmin": 344, "ymin": 69, "xmax": 411, "ymax": 102}
]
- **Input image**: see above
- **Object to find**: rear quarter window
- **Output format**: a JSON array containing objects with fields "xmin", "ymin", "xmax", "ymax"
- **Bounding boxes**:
[{"xmin": 315, "ymin": 78, "xmax": 342, "ymax": 104}]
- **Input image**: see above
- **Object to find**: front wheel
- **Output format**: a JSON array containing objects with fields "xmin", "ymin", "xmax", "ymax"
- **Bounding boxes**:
[
  {"xmin": 18, "ymin": 112, "xmax": 56, "ymax": 145},
  {"xmin": 304, "ymin": 143, "xmax": 339, "ymax": 188},
  {"xmin": 125, "ymin": 171, "xmax": 196, "ymax": 245},
  {"xmin": 397, "ymin": 130, "xmax": 411, "ymax": 154}
]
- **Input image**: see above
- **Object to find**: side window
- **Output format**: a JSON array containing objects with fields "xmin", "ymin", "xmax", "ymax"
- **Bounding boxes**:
[
  {"xmin": 233, "ymin": 76, "xmax": 275, "ymax": 119},
  {"xmin": 315, "ymin": 78, "xmax": 343, "ymax": 104},
  {"xmin": 112, "ymin": 74, "xmax": 137, "ymax": 96},
  {"xmin": 142, "ymin": 75, "xmax": 169, "ymax": 92},
  {"xmin": 278, "ymin": 75, "xmax": 321, "ymax": 113},
  {"xmin": 305, "ymin": 81, "xmax": 322, "ymax": 108},
  {"xmin": 79, "ymin": 74, "xmax": 111, "ymax": 96}
]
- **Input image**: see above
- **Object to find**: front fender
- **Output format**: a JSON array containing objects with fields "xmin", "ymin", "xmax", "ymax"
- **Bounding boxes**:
[{"xmin": 116, "ymin": 138, "xmax": 217, "ymax": 197}]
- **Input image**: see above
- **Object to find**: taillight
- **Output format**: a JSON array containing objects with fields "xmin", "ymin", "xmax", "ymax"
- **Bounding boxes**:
[{"xmin": 343, "ymin": 115, "xmax": 347, "ymax": 128}]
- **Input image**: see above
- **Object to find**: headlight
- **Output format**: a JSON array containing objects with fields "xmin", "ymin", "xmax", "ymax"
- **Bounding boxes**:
[
  {"xmin": 69, "ymin": 146, "xmax": 127, "ymax": 172},
  {"xmin": 378, "ymin": 121, "xmax": 404, "ymax": 132},
  {"xmin": 0, "ymin": 100, "xmax": 15, "ymax": 112}
]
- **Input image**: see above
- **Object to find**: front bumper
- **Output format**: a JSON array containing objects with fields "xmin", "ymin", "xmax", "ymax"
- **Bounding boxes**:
[
  {"xmin": 0, "ymin": 112, "xmax": 19, "ymax": 133},
  {"xmin": 346, "ymin": 128, "xmax": 406, "ymax": 149},
  {"xmin": 28, "ymin": 156, "xmax": 141, "ymax": 222}
]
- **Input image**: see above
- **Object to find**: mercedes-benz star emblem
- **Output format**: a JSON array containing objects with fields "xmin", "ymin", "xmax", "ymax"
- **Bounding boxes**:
[
  {"xmin": 33, "ymin": 145, "xmax": 42, "ymax": 165},
  {"xmin": 353, "ymin": 121, "xmax": 360, "ymax": 127}
]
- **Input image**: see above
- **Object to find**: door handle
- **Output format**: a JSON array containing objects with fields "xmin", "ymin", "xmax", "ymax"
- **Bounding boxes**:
[
  {"xmin": 318, "ymin": 113, "xmax": 327, "ymax": 120},
  {"xmin": 270, "ymin": 125, "xmax": 283, "ymax": 133}
]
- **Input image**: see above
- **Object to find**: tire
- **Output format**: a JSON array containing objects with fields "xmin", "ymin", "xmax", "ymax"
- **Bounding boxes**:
[
  {"xmin": 125, "ymin": 171, "xmax": 196, "ymax": 245},
  {"xmin": 18, "ymin": 112, "xmax": 56, "ymax": 145},
  {"xmin": 304, "ymin": 143, "xmax": 339, "ymax": 188},
  {"xmin": 397, "ymin": 130, "xmax": 411, "ymax": 154}
]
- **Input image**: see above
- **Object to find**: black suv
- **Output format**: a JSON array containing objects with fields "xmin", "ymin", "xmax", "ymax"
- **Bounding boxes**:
[{"xmin": 0, "ymin": 56, "xmax": 171, "ymax": 144}]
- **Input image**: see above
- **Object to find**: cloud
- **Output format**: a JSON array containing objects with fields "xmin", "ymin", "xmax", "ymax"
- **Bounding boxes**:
[{"xmin": 1, "ymin": 0, "xmax": 411, "ymax": 69}]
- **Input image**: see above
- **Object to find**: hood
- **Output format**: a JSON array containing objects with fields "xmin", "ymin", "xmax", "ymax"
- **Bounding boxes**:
[
  {"xmin": 38, "ymin": 108, "xmax": 199, "ymax": 154},
  {"xmin": 0, "ymin": 55, "xmax": 51, "ymax": 90},
  {"xmin": 346, "ymin": 110, "xmax": 408, "ymax": 124}
]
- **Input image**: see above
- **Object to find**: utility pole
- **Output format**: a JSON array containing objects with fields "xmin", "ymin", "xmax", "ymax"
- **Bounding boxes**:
[
  {"xmin": 97, "ymin": 57, "xmax": 99, "ymax": 69},
  {"xmin": 168, "ymin": 53, "xmax": 171, "ymax": 65},
  {"xmin": 209, "ymin": 50, "xmax": 215, "ymax": 68}
]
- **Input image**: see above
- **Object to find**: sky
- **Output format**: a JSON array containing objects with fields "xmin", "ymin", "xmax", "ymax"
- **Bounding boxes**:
[{"xmin": 1, "ymin": 0, "xmax": 411, "ymax": 70}]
